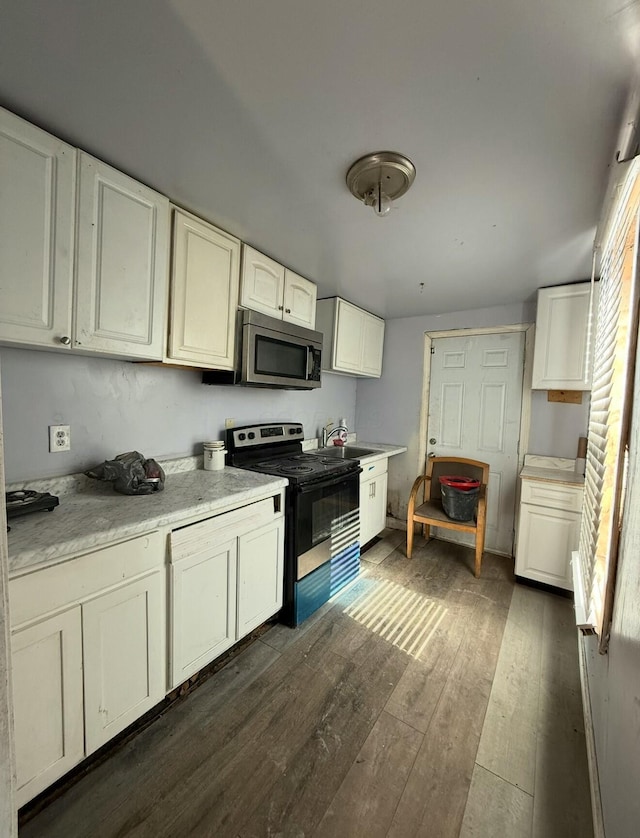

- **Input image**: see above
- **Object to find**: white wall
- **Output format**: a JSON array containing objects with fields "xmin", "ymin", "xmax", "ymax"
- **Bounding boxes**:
[
  {"xmin": 354, "ymin": 300, "xmax": 588, "ymax": 523},
  {"xmin": 529, "ymin": 390, "xmax": 590, "ymax": 457},
  {"xmin": 581, "ymin": 322, "xmax": 640, "ymax": 838},
  {"xmin": 0, "ymin": 348, "xmax": 356, "ymax": 483}
]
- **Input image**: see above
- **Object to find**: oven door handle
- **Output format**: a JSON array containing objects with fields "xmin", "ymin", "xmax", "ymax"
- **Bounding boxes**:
[{"xmin": 295, "ymin": 469, "xmax": 362, "ymax": 495}]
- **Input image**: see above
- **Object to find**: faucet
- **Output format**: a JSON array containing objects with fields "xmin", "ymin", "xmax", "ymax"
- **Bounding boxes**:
[{"xmin": 322, "ymin": 420, "xmax": 348, "ymax": 448}]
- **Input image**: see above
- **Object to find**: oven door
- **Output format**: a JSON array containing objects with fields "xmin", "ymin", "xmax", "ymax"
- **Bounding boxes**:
[{"xmin": 295, "ymin": 471, "xmax": 360, "ymax": 579}]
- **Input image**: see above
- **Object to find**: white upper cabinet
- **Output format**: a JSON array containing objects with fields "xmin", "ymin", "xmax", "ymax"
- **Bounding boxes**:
[
  {"xmin": 316, "ymin": 297, "xmax": 385, "ymax": 378},
  {"xmin": 0, "ymin": 106, "xmax": 76, "ymax": 349},
  {"xmin": 283, "ymin": 268, "xmax": 317, "ymax": 329},
  {"xmin": 240, "ymin": 245, "xmax": 316, "ymax": 328},
  {"xmin": 532, "ymin": 282, "xmax": 599, "ymax": 390},
  {"xmin": 168, "ymin": 208, "xmax": 240, "ymax": 369},
  {"xmin": 361, "ymin": 310, "xmax": 385, "ymax": 377},
  {"xmin": 74, "ymin": 152, "xmax": 169, "ymax": 359}
]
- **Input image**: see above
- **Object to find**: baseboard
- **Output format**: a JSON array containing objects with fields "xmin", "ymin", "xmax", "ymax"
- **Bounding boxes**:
[
  {"xmin": 385, "ymin": 516, "xmax": 406, "ymax": 531},
  {"xmin": 577, "ymin": 631, "xmax": 606, "ymax": 838}
]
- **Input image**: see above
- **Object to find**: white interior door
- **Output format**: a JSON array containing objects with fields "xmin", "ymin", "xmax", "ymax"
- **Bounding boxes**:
[{"xmin": 427, "ymin": 331, "xmax": 525, "ymax": 556}]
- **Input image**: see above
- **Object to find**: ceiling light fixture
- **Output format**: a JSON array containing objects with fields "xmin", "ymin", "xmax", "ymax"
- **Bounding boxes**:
[{"xmin": 346, "ymin": 151, "xmax": 416, "ymax": 217}]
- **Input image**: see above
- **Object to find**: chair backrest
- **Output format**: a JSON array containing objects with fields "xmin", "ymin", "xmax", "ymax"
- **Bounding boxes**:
[{"xmin": 425, "ymin": 456, "xmax": 489, "ymax": 502}]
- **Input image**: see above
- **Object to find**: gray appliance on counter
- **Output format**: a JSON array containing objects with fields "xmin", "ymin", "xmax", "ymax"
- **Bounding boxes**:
[{"xmin": 226, "ymin": 422, "xmax": 361, "ymax": 626}]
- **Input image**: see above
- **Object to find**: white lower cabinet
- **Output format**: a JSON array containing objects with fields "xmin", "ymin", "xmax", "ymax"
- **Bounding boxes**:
[
  {"xmin": 359, "ymin": 459, "xmax": 389, "ymax": 546},
  {"xmin": 11, "ymin": 607, "xmax": 84, "ymax": 807},
  {"xmin": 82, "ymin": 571, "xmax": 165, "ymax": 754},
  {"xmin": 169, "ymin": 494, "xmax": 284, "ymax": 689},
  {"xmin": 9, "ymin": 531, "xmax": 164, "ymax": 804},
  {"xmin": 515, "ymin": 478, "xmax": 583, "ymax": 590},
  {"xmin": 171, "ymin": 537, "xmax": 238, "ymax": 688},
  {"xmin": 237, "ymin": 520, "xmax": 284, "ymax": 636}
]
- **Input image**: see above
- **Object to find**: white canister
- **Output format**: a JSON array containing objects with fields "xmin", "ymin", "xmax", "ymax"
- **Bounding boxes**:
[{"xmin": 203, "ymin": 442, "xmax": 226, "ymax": 471}]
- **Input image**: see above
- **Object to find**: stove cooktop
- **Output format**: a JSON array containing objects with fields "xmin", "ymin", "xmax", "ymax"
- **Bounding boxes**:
[
  {"xmin": 227, "ymin": 422, "xmax": 360, "ymax": 485},
  {"xmin": 241, "ymin": 452, "xmax": 356, "ymax": 484}
]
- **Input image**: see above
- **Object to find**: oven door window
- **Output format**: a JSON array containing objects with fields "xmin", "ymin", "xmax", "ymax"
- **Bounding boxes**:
[
  {"xmin": 254, "ymin": 335, "xmax": 307, "ymax": 380},
  {"xmin": 295, "ymin": 475, "xmax": 359, "ymax": 578}
]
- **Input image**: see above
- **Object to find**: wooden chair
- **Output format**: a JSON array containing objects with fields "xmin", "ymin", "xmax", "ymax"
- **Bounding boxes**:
[{"xmin": 406, "ymin": 456, "xmax": 489, "ymax": 577}]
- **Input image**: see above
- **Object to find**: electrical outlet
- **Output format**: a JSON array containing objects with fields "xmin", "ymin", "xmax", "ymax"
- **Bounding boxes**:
[
  {"xmin": 49, "ymin": 425, "xmax": 71, "ymax": 452},
  {"xmin": 225, "ymin": 418, "xmax": 235, "ymax": 429}
]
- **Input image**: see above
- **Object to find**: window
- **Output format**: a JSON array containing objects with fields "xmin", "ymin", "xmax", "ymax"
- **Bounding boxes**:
[{"xmin": 577, "ymin": 159, "xmax": 640, "ymax": 652}]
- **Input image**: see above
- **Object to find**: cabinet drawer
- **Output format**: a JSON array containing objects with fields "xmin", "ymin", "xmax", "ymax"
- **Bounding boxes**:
[
  {"xmin": 520, "ymin": 479, "xmax": 583, "ymax": 512},
  {"xmin": 170, "ymin": 497, "xmax": 281, "ymax": 562},
  {"xmin": 359, "ymin": 458, "xmax": 388, "ymax": 482},
  {"xmin": 10, "ymin": 532, "xmax": 162, "ymax": 628}
]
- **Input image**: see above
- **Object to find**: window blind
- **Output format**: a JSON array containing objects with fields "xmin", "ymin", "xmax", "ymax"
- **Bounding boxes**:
[{"xmin": 578, "ymin": 159, "xmax": 640, "ymax": 652}]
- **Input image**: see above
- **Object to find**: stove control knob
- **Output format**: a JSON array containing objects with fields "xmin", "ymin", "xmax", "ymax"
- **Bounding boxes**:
[
  {"xmin": 238, "ymin": 433, "xmax": 246, "ymax": 441},
  {"xmin": 248, "ymin": 432, "xmax": 255, "ymax": 439},
  {"xmin": 289, "ymin": 428, "xmax": 296, "ymax": 435}
]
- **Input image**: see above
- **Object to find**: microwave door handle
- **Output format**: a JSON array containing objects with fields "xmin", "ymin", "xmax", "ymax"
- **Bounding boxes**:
[{"xmin": 307, "ymin": 347, "xmax": 314, "ymax": 380}]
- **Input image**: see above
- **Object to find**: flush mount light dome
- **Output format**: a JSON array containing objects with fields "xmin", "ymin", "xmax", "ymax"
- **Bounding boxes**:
[{"xmin": 346, "ymin": 151, "xmax": 416, "ymax": 217}]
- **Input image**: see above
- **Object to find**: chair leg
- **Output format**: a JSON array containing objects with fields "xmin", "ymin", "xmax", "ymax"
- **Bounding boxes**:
[
  {"xmin": 406, "ymin": 519, "xmax": 414, "ymax": 559},
  {"xmin": 475, "ymin": 497, "xmax": 487, "ymax": 578},
  {"xmin": 474, "ymin": 528, "xmax": 487, "ymax": 578},
  {"xmin": 422, "ymin": 523, "xmax": 430, "ymax": 540}
]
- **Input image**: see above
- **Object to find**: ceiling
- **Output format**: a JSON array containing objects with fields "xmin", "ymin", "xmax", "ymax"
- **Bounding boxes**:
[{"xmin": 1, "ymin": 0, "xmax": 638, "ymax": 319}]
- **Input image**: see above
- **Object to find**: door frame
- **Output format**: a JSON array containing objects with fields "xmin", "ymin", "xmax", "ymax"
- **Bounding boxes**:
[{"xmin": 417, "ymin": 324, "xmax": 535, "ymax": 551}]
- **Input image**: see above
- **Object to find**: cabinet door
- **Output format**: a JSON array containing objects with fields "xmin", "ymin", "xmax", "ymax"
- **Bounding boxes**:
[
  {"xmin": 532, "ymin": 283, "xmax": 597, "ymax": 389},
  {"xmin": 515, "ymin": 503, "xmax": 578, "ymax": 590},
  {"xmin": 0, "ymin": 107, "xmax": 75, "ymax": 349},
  {"xmin": 237, "ymin": 519, "xmax": 284, "ymax": 637},
  {"xmin": 361, "ymin": 312, "xmax": 385, "ymax": 377},
  {"xmin": 168, "ymin": 210, "xmax": 240, "ymax": 368},
  {"xmin": 12, "ymin": 607, "xmax": 84, "ymax": 806},
  {"xmin": 74, "ymin": 153, "xmax": 169, "ymax": 359},
  {"xmin": 83, "ymin": 571, "xmax": 164, "ymax": 754},
  {"xmin": 240, "ymin": 245, "xmax": 285, "ymax": 318},
  {"xmin": 334, "ymin": 298, "xmax": 365, "ymax": 372},
  {"xmin": 170, "ymin": 538, "xmax": 237, "ymax": 689},
  {"xmin": 360, "ymin": 470, "xmax": 388, "ymax": 546},
  {"xmin": 283, "ymin": 269, "xmax": 317, "ymax": 329}
]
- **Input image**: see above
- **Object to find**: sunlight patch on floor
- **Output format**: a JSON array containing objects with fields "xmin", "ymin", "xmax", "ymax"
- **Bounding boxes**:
[{"xmin": 343, "ymin": 579, "xmax": 447, "ymax": 659}]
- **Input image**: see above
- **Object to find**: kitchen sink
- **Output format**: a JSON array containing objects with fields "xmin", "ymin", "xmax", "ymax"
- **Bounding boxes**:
[{"xmin": 313, "ymin": 445, "xmax": 378, "ymax": 459}]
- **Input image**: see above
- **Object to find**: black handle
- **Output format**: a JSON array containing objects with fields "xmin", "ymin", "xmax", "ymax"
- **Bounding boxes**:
[{"xmin": 296, "ymin": 469, "xmax": 362, "ymax": 495}]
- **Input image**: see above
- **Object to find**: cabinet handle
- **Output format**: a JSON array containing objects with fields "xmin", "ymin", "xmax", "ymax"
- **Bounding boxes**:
[
  {"xmin": 59, "ymin": 336, "xmax": 71, "ymax": 346},
  {"xmin": 285, "ymin": 308, "xmax": 291, "ymax": 314},
  {"xmin": 370, "ymin": 483, "xmax": 376, "ymax": 499},
  {"xmin": 278, "ymin": 305, "xmax": 284, "ymax": 311}
]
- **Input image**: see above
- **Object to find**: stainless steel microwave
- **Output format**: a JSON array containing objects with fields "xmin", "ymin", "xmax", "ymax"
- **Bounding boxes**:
[{"xmin": 202, "ymin": 310, "xmax": 322, "ymax": 389}]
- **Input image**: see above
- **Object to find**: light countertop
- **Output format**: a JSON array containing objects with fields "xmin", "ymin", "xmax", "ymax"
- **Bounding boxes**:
[
  {"xmin": 7, "ymin": 441, "xmax": 407, "ymax": 578},
  {"xmin": 520, "ymin": 454, "xmax": 584, "ymax": 487},
  {"xmin": 302, "ymin": 439, "xmax": 408, "ymax": 464},
  {"xmin": 352, "ymin": 442, "xmax": 408, "ymax": 463},
  {"xmin": 7, "ymin": 464, "xmax": 287, "ymax": 578}
]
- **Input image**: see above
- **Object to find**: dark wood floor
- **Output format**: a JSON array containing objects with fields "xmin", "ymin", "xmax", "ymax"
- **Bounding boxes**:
[{"xmin": 20, "ymin": 531, "xmax": 593, "ymax": 838}]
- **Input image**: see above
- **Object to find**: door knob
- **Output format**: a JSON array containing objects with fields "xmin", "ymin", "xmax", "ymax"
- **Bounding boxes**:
[{"xmin": 429, "ymin": 438, "xmax": 436, "ymax": 444}]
